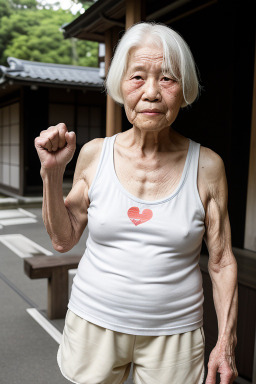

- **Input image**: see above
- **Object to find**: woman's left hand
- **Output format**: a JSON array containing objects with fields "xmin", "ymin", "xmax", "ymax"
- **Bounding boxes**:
[{"xmin": 205, "ymin": 336, "xmax": 238, "ymax": 384}]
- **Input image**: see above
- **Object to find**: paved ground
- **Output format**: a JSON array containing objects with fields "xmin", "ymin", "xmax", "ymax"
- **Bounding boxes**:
[{"xmin": 0, "ymin": 203, "xmax": 134, "ymax": 384}]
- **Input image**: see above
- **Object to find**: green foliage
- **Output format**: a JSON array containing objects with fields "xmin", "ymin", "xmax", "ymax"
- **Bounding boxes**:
[
  {"xmin": 9, "ymin": 0, "xmax": 37, "ymax": 9},
  {"xmin": 69, "ymin": 0, "xmax": 96, "ymax": 12},
  {"xmin": 0, "ymin": 0, "xmax": 12, "ymax": 18},
  {"xmin": 0, "ymin": 0, "xmax": 98, "ymax": 67}
]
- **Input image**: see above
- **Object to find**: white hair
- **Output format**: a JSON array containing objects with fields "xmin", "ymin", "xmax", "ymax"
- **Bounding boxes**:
[{"xmin": 106, "ymin": 22, "xmax": 200, "ymax": 108}]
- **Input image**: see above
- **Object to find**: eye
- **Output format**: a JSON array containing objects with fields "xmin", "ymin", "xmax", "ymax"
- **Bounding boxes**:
[
  {"xmin": 132, "ymin": 75, "xmax": 143, "ymax": 80},
  {"xmin": 161, "ymin": 76, "xmax": 175, "ymax": 82}
]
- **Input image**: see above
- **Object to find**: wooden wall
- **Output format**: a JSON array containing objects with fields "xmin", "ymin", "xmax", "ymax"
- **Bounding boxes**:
[
  {"xmin": 23, "ymin": 86, "xmax": 106, "ymax": 195},
  {"xmin": 244, "ymin": 34, "xmax": 256, "ymax": 252}
]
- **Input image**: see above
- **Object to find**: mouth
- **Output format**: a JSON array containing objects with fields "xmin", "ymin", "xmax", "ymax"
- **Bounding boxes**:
[{"xmin": 140, "ymin": 109, "xmax": 163, "ymax": 116}]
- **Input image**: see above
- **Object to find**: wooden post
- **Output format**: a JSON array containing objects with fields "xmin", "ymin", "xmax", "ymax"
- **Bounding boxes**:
[
  {"xmin": 126, "ymin": 0, "xmax": 145, "ymax": 29},
  {"xmin": 48, "ymin": 268, "xmax": 68, "ymax": 319},
  {"xmin": 104, "ymin": 29, "xmax": 113, "ymax": 77},
  {"xmin": 106, "ymin": 95, "xmax": 122, "ymax": 137},
  {"xmin": 105, "ymin": 28, "xmax": 122, "ymax": 136},
  {"xmin": 104, "ymin": 1, "xmax": 145, "ymax": 137},
  {"xmin": 244, "ymin": 34, "xmax": 256, "ymax": 251}
]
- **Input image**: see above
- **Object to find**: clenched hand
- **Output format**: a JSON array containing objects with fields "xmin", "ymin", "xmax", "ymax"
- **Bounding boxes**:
[{"xmin": 34, "ymin": 123, "xmax": 76, "ymax": 173}]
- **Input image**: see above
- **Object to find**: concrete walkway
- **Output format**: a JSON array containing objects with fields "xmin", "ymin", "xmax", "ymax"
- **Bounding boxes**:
[{"xmin": 0, "ymin": 200, "xmax": 134, "ymax": 384}]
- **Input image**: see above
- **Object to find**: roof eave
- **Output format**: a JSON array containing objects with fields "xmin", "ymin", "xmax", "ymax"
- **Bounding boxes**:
[
  {"xmin": 1, "ymin": 75, "xmax": 104, "ymax": 91},
  {"xmin": 62, "ymin": 0, "xmax": 124, "ymax": 40}
]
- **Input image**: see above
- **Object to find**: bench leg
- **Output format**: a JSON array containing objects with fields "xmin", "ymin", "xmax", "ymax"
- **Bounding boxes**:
[{"xmin": 47, "ymin": 268, "xmax": 68, "ymax": 319}]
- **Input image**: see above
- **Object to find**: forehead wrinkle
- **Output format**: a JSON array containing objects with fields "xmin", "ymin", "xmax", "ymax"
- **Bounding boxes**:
[
  {"xmin": 128, "ymin": 46, "xmax": 163, "ymax": 63},
  {"xmin": 125, "ymin": 47, "xmax": 167, "ymax": 77},
  {"xmin": 127, "ymin": 57, "xmax": 163, "ymax": 74},
  {"xmin": 132, "ymin": 53, "xmax": 163, "ymax": 62},
  {"xmin": 129, "ymin": 62, "xmax": 162, "ymax": 72}
]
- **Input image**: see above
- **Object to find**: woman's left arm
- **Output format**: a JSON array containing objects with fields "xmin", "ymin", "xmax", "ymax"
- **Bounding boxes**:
[{"xmin": 202, "ymin": 150, "xmax": 238, "ymax": 384}]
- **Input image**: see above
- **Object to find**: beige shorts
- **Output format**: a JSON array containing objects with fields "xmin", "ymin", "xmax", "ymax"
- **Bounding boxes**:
[{"xmin": 57, "ymin": 309, "xmax": 205, "ymax": 384}]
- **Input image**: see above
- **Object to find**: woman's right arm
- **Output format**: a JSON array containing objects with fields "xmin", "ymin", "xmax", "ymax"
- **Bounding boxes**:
[{"xmin": 35, "ymin": 123, "xmax": 89, "ymax": 253}]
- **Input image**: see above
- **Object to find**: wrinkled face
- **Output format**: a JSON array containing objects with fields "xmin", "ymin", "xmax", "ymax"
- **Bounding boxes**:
[{"xmin": 121, "ymin": 44, "xmax": 184, "ymax": 132}]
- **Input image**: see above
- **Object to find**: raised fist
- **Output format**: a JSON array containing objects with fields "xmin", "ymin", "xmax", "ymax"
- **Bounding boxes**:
[{"xmin": 34, "ymin": 123, "xmax": 76, "ymax": 172}]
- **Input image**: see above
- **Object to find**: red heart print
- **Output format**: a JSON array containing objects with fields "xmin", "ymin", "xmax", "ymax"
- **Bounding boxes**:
[{"xmin": 127, "ymin": 207, "xmax": 153, "ymax": 226}]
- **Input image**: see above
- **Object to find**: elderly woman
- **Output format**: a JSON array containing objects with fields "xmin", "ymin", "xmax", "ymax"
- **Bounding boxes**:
[{"xmin": 35, "ymin": 22, "xmax": 238, "ymax": 384}]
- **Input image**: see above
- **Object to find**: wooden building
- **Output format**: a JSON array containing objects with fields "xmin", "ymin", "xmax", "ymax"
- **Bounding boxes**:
[
  {"xmin": 0, "ymin": 57, "xmax": 105, "ymax": 196},
  {"xmin": 62, "ymin": 0, "xmax": 256, "ymax": 383}
]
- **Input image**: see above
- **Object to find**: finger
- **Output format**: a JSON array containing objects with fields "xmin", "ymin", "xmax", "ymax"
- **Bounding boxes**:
[
  {"xmin": 40, "ymin": 125, "xmax": 67, "ymax": 151},
  {"xmin": 39, "ymin": 129, "xmax": 49, "ymax": 137},
  {"xmin": 39, "ymin": 126, "xmax": 58, "ymax": 137},
  {"xmin": 56, "ymin": 123, "xmax": 68, "ymax": 148},
  {"xmin": 205, "ymin": 364, "xmax": 217, "ymax": 384},
  {"xmin": 48, "ymin": 129, "xmax": 59, "ymax": 151},
  {"xmin": 34, "ymin": 136, "xmax": 52, "ymax": 152},
  {"xmin": 40, "ymin": 129, "xmax": 60, "ymax": 152},
  {"xmin": 65, "ymin": 131, "xmax": 76, "ymax": 152},
  {"xmin": 35, "ymin": 136, "xmax": 52, "ymax": 152},
  {"xmin": 219, "ymin": 364, "xmax": 236, "ymax": 384},
  {"xmin": 37, "ymin": 133, "xmax": 58, "ymax": 152}
]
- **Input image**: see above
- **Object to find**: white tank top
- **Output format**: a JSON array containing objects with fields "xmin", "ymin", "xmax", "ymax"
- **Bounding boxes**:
[{"xmin": 68, "ymin": 133, "xmax": 206, "ymax": 336}]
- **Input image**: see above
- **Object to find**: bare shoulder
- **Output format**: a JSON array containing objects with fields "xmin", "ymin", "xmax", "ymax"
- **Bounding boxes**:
[
  {"xmin": 73, "ymin": 138, "xmax": 105, "ymax": 186},
  {"xmin": 198, "ymin": 145, "xmax": 228, "ymax": 210},
  {"xmin": 199, "ymin": 146, "xmax": 226, "ymax": 187},
  {"xmin": 79, "ymin": 138, "xmax": 104, "ymax": 163}
]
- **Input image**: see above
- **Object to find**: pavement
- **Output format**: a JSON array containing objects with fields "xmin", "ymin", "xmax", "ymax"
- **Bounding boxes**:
[{"xmin": 0, "ymin": 195, "xmax": 134, "ymax": 384}]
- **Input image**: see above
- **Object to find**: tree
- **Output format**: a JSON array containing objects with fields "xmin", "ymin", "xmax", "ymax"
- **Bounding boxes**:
[
  {"xmin": 68, "ymin": 0, "xmax": 97, "ymax": 12},
  {"xmin": 0, "ymin": 0, "xmax": 98, "ymax": 67},
  {"xmin": 0, "ymin": 0, "xmax": 12, "ymax": 18},
  {"xmin": 9, "ymin": 0, "xmax": 37, "ymax": 9}
]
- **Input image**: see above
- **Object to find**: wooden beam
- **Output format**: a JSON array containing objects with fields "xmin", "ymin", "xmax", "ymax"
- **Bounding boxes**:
[
  {"xmin": 162, "ymin": 0, "xmax": 218, "ymax": 25},
  {"xmin": 76, "ymin": 32, "xmax": 105, "ymax": 42},
  {"xmin": 126, "ymin": 0, "xmax": 145, "ymax": 30},
  {"xmin": 244, "ymin": 33, "xmax": 256, "ymax": 251}
]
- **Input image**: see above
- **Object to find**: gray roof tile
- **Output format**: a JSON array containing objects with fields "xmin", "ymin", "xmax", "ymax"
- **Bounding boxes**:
[{"xmin": 0, "ymin": 57, "xmax": 103, "ymax": 88}]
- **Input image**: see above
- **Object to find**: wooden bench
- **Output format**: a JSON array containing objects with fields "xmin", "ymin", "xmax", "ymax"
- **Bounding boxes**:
[{"xmin": 24, "ymin": 255, "xmax": 82, "ymax": 319}]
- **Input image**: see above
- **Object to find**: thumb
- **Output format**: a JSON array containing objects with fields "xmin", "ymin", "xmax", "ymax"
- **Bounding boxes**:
[{"xmin": 65, "ymin": 131, "xmax": 76, "ymax": 149}]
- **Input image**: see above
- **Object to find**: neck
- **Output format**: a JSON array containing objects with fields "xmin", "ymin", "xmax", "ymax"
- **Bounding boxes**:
[{"xmin": 128, "ymin": 126, "xmax": 179, "ymax": 156}]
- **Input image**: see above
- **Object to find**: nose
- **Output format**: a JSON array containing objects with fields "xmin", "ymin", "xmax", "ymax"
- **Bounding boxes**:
[{"xmin": 142, "ymin": 79, "xmax": 161, "ymax": 102}]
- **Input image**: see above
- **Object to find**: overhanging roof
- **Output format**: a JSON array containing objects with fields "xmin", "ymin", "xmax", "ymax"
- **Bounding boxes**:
[
  {"xmin": 0, "ymin": 57, "xmax": 103, "ymax": 89},
  {"xmin": 63, "ymin": 0, "xmax": 126, "ymax": 42},
  {"xmin": 62, "ymin": 0, "xmax": 210, "ymax": 42}
]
